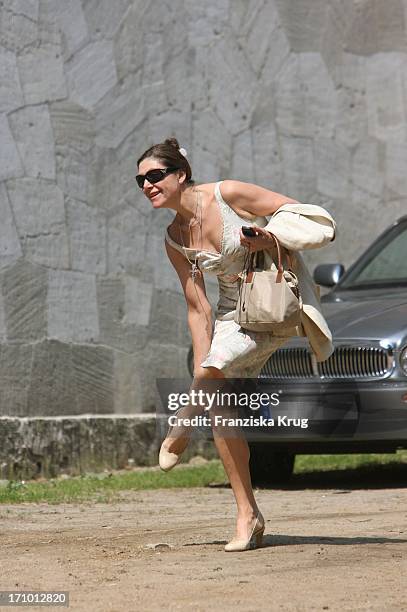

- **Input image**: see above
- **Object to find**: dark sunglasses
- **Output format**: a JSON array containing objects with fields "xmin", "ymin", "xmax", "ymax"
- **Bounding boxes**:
[{"xmin": 135, "ymin": 166, "xmax": 179, "ymax": 189}]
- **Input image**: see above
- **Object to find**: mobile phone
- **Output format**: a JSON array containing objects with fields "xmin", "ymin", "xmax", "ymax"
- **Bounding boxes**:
[{"xmin": 242, "ymin": 226, "xmax": 258, "ymax": 237}]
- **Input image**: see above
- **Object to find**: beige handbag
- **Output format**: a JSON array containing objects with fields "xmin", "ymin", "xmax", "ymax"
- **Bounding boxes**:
[{"xmin": 234, "ymin": 233, "xmax": 302, "ymax": 335}]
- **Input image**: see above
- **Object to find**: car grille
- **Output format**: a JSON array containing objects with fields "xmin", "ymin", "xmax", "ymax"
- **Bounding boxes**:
[{"xmin": 260, "ymin": 346, "xmax": 392, "ymax": 380}]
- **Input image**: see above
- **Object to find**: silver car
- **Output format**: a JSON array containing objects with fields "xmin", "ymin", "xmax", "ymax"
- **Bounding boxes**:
[{"xmin": 188, "ymin": 215, "xmax": 407, "ymax": 484}]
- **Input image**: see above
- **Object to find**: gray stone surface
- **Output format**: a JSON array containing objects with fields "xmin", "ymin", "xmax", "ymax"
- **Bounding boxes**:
[
  {"xmin": 275, "ymin": 53, "xmax": 336, "ymax": 139},
  {"xmin": 47, "ymin": 269, "xmax": 99, "ymax": 342},
  {"xmin": 366, "ymin": 53, "xmax": 406, "ymax": 142},
  {"xmin": 1, "ymin": 0, "xmax": 407, "ymax": 425},
  {"xmin": 65, "ymin": 40, "xmax": 117, "ymax": 109},
  {"xmin": 7, "ymin": 178, "xmax": 69, "ymax": 268},
  {"xmin": 50, "ymin": 100, "xmax": 95, "ymax": 153},
  {"xmin": 0, "ymin": 183, "xmax": 22, "ymax": 269},
  {"xmin": 8, "ymin": 104, "xmax": 56, "ymax": 179},
  {"xmin": 0, "ymin": 258, "xmax": 47, "ymax": 341},
  {"xmin": 96, "ymin": 275, "xmax": 150, "ymax": 352},
  {"xmin": 0, "ymin": 114, "xmax": 24, "ymax": 181},
  {"xmin": 17, "ymin": 43, "xmax": 67, "ymax": 104},
  {"xmin": 95, "ymin": 74, "xmax": 145, "ymax": 149},
  {"xmin": 0, "ymin": 46, "xmax": 24, "ymax": 113},
  {"xmin": 54, "ymin": 0, "xmax": 88, "ymax": 60},
  {"xmin": 66, "ymin": 198, "xmax": 106, "ymax": 274},
  {"xmin": 275, "ymin": 0, "xmax": 329, "ymax": 52},
  {"xmin": 0, "ymin": 344, "xmax": 32, "ymax": 416},
  {"xmin": 0, "ymin": 2, "xmax": 39, "ymax": 52}
]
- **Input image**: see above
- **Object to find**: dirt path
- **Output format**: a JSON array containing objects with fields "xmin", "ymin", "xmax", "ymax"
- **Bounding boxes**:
[{"xmin": 0, "ymin": 481, "xmax": 406, "ymax": 611}]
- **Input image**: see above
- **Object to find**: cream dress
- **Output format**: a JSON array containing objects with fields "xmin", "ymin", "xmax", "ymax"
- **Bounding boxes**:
[{"xmin": 165, "ymin": 181, "xmax": 288, "ymax": 377}]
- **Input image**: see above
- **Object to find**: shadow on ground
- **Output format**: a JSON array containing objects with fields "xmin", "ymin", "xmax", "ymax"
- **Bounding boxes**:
[{"xmin": 209, "ymin": 462, "xmax": 407, "ymax": 490}]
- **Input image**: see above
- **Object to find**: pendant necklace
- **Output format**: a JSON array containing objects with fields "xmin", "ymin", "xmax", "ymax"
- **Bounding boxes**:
[{"xmin": 177, "ymin": 188, "xmax": 203, "ymax": 281}]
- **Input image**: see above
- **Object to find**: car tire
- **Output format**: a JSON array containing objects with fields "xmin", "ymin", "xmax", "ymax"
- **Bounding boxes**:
[{"xmin": 249, "ymin": 443, "xmax": 295, "ymax": 486}]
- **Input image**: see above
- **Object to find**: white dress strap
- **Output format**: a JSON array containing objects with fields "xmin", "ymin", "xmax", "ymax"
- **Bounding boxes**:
[{"xmin": 165, "ymin": 228, "xmax": 185, "ymax": 254}]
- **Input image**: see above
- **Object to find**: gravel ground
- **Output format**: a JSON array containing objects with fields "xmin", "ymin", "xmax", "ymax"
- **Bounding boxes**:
[{"xmin": 0, "ymin": 476, "xmax": 406, "ymax": 612}]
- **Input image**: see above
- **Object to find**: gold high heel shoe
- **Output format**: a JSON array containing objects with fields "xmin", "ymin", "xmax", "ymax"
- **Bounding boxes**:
[{"xmin": 224, "ymin": 513, "xmax": 265, "ymax": 552}]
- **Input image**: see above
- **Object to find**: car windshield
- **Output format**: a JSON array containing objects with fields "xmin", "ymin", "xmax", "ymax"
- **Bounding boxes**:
[{"xmin": 339, "ymin": 221, "xmax": 407, "ymax": 289}]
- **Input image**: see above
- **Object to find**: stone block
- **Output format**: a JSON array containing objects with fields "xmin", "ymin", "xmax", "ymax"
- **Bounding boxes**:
[
  {"xmin": 335, "ymin": 86, "xmax": 369, "ymax": 149},
  {"xmin": 259, "ymin": 25, "xmax": 291, "ymax": 85},
  {"xmin": 123, "ymin": 276, "xmax": 153, "ymax": 326},
  {"xmin": 244, "ymin": 1, "xmax": 280, "ymax": 73},
  {"xmin": 82, "ymin": 0, "xmax": 130, "ymax": 39},
  {"xmin": 231, "ymin": 131, "xmax": 254, "ymax": 183},
  {"xmin": 95, "ymin": 74, "xmax": 146, "ymax": 149},
  {"xmin": 113, "ymin": 351, "xmax": 143, "ymax": 414},
  {"xmin": 8, "ymin": 104, "xmax": 56, "ymax": 179},
  {"xmin": 17, "ymin": 43, "xmax": 67, "ymax": 104},
  {"xmin": 38, "ymin": 0, "xmax": 63, "ymax": 46},
  {"xmin": 331, "ymin": 52, "xmax": 368, "ymax": 91},
  {"xmin": 107, "ymin": 205, "xmax": 149, "ymax": 275},
  {"xmin": 280, "ymin": 136, "xmax": 316, "ymax": 202},
  {"xmin": 66, "ymin": 198, "xmax": 106, "ymax": 274},
  {"xmin": 366, "ymin": 53, "xmax": 406, "ymax": 142},
  {"xmin": 50, "ymin": 101, "xmax": 95, "ymax": 153},
  {"xmin": 7, "ymin": 178, "xmax": 69, "ymax": 268},
  {"xmin": 96, "ymin": 275, "xmax": 149, "ymax": 352},
  {"xmin": 192, "ymin": 108, "xmax": 231, "ymax": 179},
  {"xmin": 252, "ymin": 122, "xmax": 285, "ymax": 193},
  {"xmin": 185, "ymin": 0, "xmax": 229, "ymax": 47},
  {"xmin": 5, "ymin": 0, "xmax": 39, "ymax": 20},
  {"xmin": 0, "ymin": 47, "xmax": 24, "ymax": 113},
  {"xmin": 0, "ymin": 183, "xmax": 22, "ymax": 270},
  {"xmin": 0, "ymin": 114, "xmax": 24, "ymax": 181},
  {"xmin": 70, "ymin": 344, "xmax": 114, "ymax": 414},
  {"xmin": 342, "ymin": 0, "xmax": 406, "ymax": 55},
  {"xmin": 314, "ymin": 137, "xmax": 351, "ymax": 200},
  {"xmin": 275, "ymin": 53, "xmax": 336, "ymax": 139},
  {"xmin": 0, "ymin": 4, "xmax": 38, "ymax": 52},
  {"xmin": 54, "ymin": 0, "xmax": 88, "ymax": 60},
  {"xmin": 66, "ymin": 40, "xmax": 117, "ymax": 110},
  {"xmin": 148, "ymin": 289, "xmax": 190, "ymax": 346},
  {"xmin": 207, "ymin": 37, "xmax": 257, "ymax": 135},
  {"xmin": 56, "ymin": 145, "xmax": 92, "ymax": 203},
  {"xmin": 27, "ymin": 340, "xmax": 75, "ymax": 417},
  {"xmin": 144, "ymin": 233, "xmax": 180, "ymax": 292},
  {"xmin": 114, "ymin": 3, "xmax": 144, "ymax": 80},
  {"xmin": 385, "ymin": 142, "xmax": 407, "ymax": 197},
  {"xmin": 0, "ymin": 286, "xmax": 6, "ymax": 341},
  {"xmin": 352, "ymin": 139, "xmax": 384, "ymax": 196},
  {"xmin": 275, "ymin": 0, "xmax": 329, "ymax": 52},
  {"xmin": 0, "ymin": 258, "xmax": 47, "ymax": 341},
  {"xmin": 47, "ymin": 270, "xmax": 99, "ymax": 342},
  {"xmin": 0, "ymin": 344, "xmax": 32, "ymax": 416}
]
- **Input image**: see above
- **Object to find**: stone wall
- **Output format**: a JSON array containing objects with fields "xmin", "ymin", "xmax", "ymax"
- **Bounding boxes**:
[{"xmin": 1, "ymin": 0, "xmax": 407, "ymax": 421}]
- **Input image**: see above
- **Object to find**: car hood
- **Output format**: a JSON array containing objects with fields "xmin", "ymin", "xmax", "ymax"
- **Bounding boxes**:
[{"xmin": 321, "ymin": 294, "xmax": 407, "ymax": 344}]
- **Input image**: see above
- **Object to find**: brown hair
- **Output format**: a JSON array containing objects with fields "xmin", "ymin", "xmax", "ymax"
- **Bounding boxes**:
[{"xmin": 137, "ymin": 137, "xmax": 194, "ymax": 185}]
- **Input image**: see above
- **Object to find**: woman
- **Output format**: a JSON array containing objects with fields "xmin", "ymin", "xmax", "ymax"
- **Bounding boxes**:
[{"xmin": 136, "ymin": 137, "xmax": 336, "ymax": 552}]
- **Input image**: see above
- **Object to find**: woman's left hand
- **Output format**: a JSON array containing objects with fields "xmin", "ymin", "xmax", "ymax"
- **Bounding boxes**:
[{"xmin": 239, "ymin": 227, "xmax": 275, "ymax": 252}]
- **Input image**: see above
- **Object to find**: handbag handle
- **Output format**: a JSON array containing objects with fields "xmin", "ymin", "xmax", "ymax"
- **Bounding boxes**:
[{"xmin": 250, "ymin": 232, "xmax": 285, "ymax": 282}]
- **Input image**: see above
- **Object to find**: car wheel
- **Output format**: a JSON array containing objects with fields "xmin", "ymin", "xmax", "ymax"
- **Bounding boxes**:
[{"xmin": 249, "ymin": 443, "xmax": 295, "ymax": 486}]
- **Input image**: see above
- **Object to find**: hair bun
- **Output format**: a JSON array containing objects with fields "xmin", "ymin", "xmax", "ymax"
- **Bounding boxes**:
[{"xmin": 164, "ymin": 137, "xmax": 180, "ymax": 150}]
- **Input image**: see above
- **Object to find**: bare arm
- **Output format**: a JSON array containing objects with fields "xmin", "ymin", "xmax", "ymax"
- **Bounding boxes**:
[
  {"xmin": 165, "ymin": 240, "xmax": 213, "ymax": 375},
  {"xmin": 219, "ymin": 179, "xmax": 298, "ymax": 218}
]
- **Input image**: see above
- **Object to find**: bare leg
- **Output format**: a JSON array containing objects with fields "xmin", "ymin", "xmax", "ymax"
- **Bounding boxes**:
[
  {"xmin": 161, "ymin": 366, "xmax": 261, "ymax": 539},
  {"xmin": 208, "ymin": 374, "xmax": 261, "ymax": 541}
]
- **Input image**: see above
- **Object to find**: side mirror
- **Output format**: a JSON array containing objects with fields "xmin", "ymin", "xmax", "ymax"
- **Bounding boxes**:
[{"xmin": 313, "ymin": 263, "xmax": 345, "ymax": 287}]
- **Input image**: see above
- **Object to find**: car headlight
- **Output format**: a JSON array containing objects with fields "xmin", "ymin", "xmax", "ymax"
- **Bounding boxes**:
[{"xmin": 400, "ymin": 346, "xmax": 407, "ymax": 375}]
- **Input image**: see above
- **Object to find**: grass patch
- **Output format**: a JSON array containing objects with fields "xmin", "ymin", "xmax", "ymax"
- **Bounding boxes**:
[
  {"xmin": 1, "ymin": 451, "xmax": 406, "ymax": 504},
  {"xmin": 0, "ymin": 460, "xmax": 227, "ymax": 505},
  {"xmin": 294, "ymin": 450, "xmax": 407, "ymax": 474}
]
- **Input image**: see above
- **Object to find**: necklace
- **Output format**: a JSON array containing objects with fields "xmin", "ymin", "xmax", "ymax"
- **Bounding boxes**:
[{"xmin": 177, "ymin": 189, "xmax": 203, "ymax": 280}]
